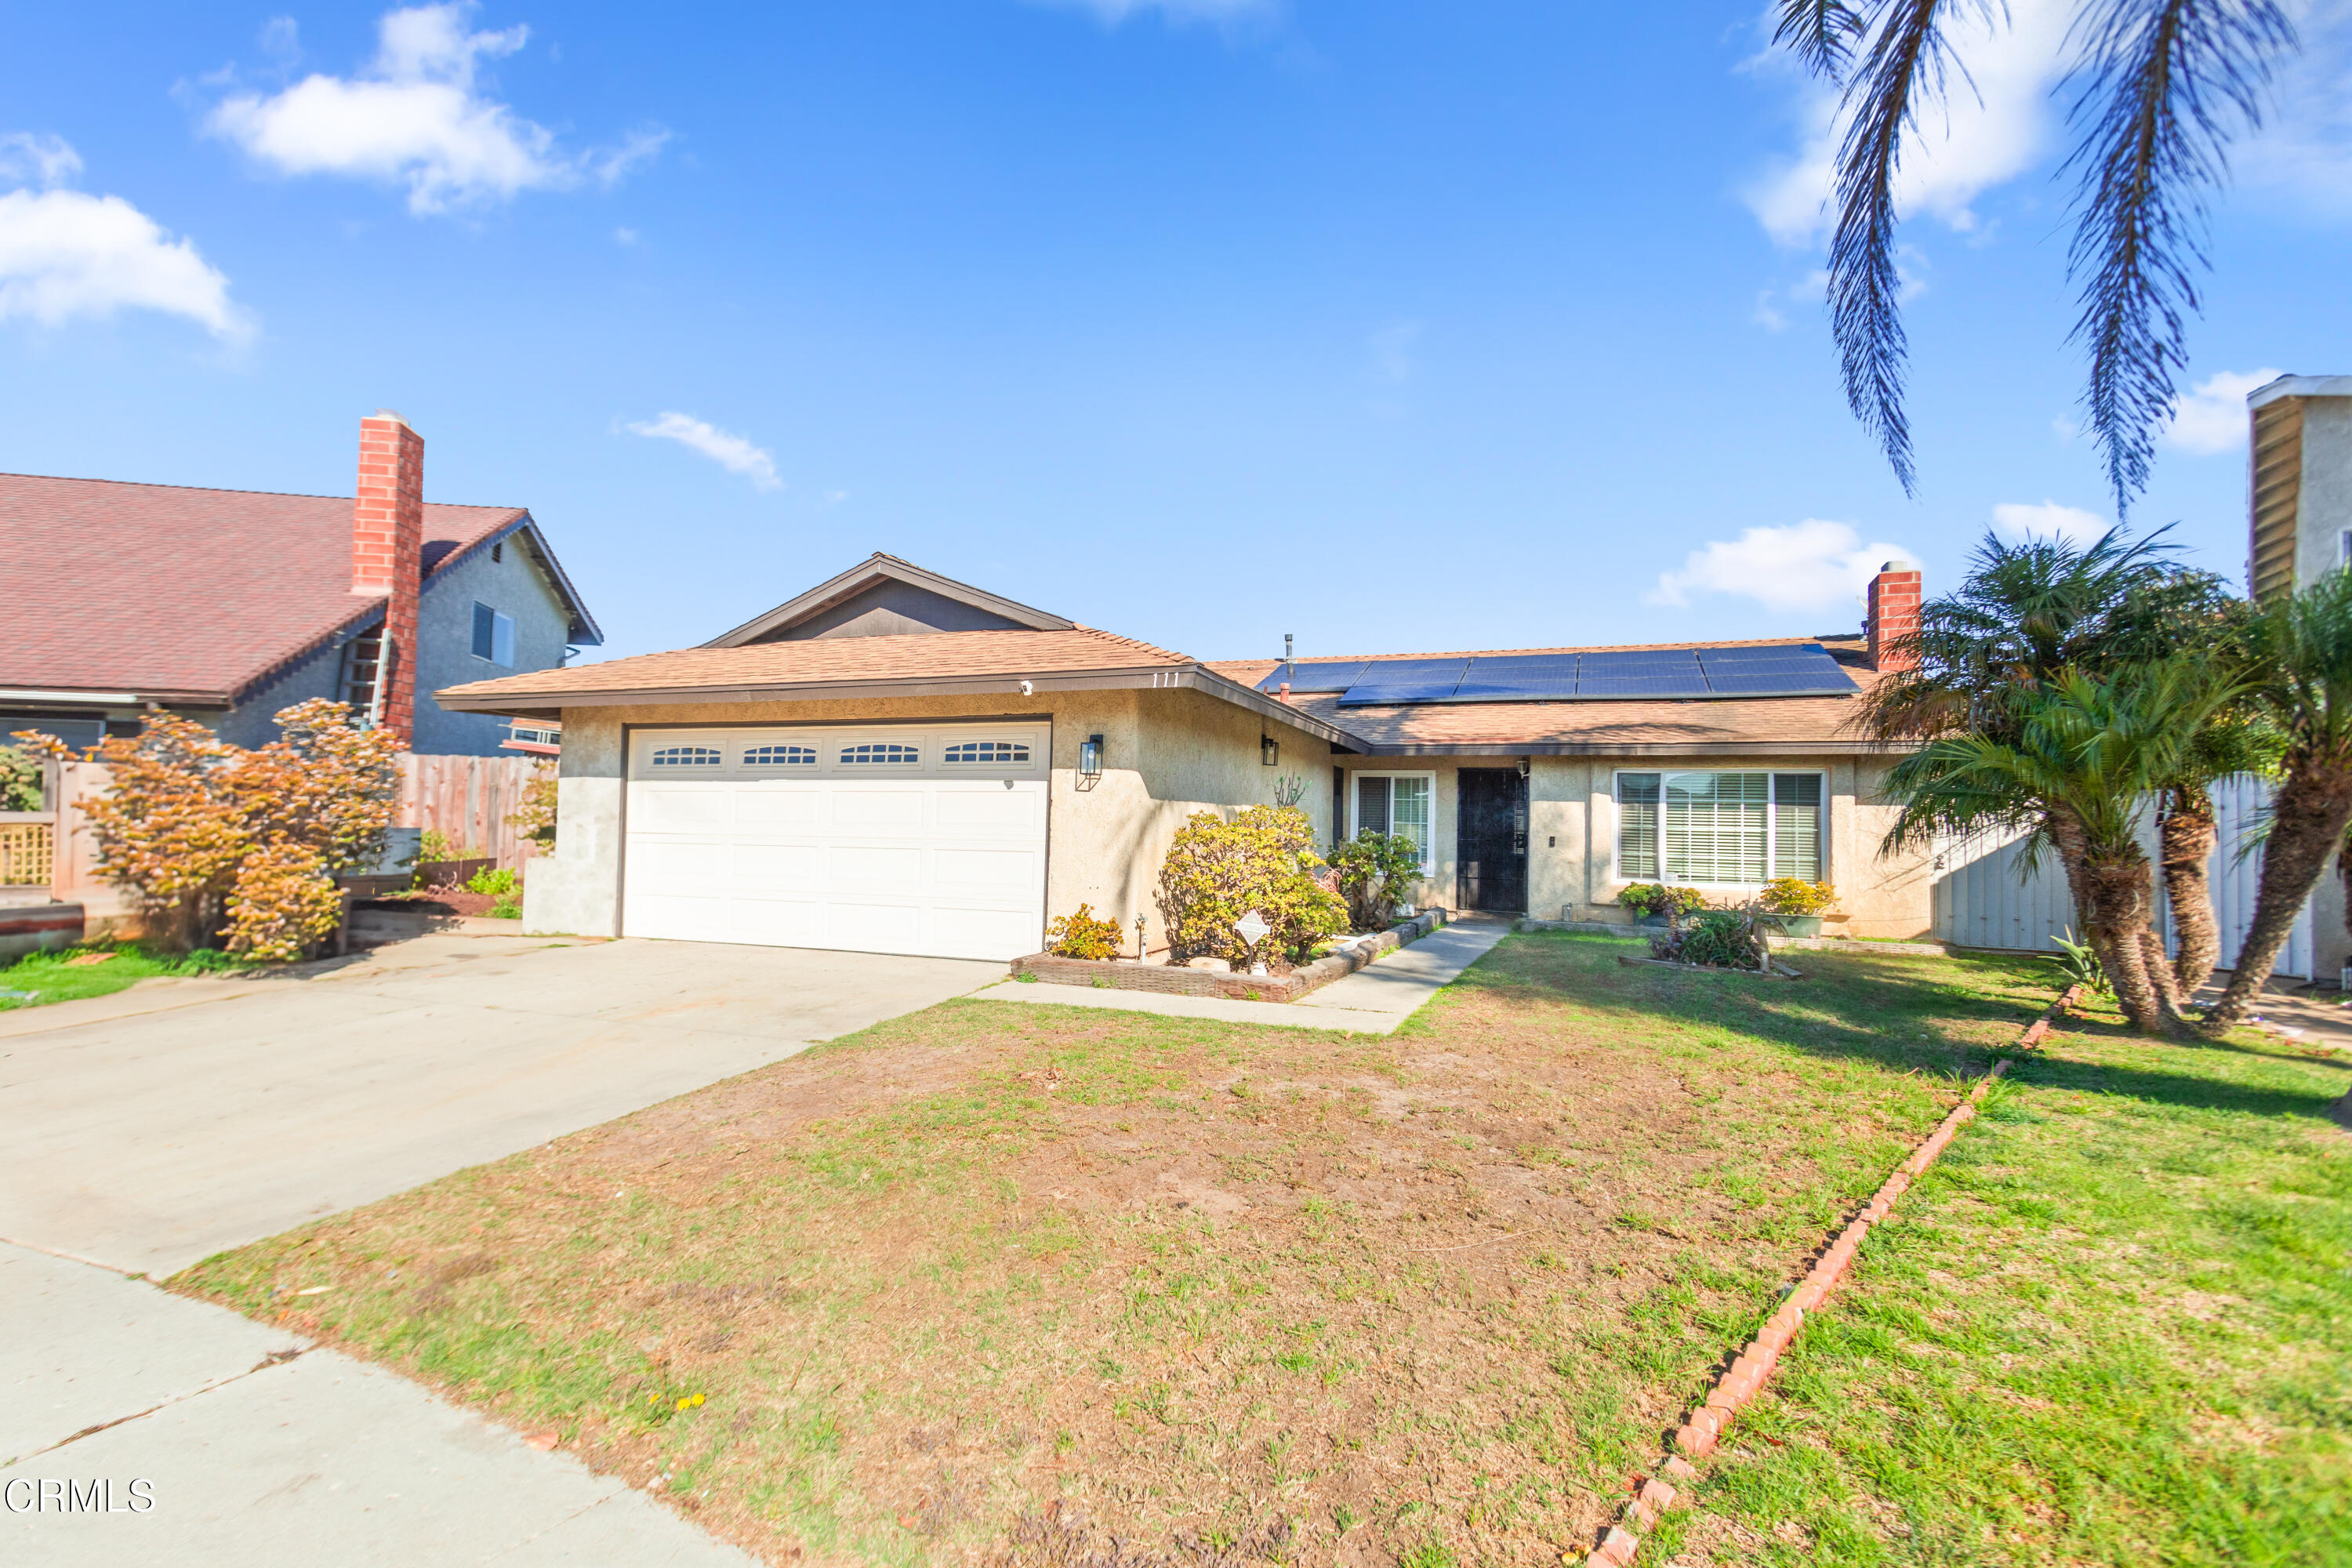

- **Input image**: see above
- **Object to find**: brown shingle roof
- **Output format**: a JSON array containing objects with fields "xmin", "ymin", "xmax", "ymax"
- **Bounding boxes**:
[
  {"xmin": 438, "ymin": 625, "xmax": 1192, "ymax": 705},
  {"xmin": 0, "ymin": 472, "xmax": 528, "ymax": 702}
]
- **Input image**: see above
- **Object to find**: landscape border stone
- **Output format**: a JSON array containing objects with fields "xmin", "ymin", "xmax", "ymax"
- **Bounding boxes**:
[{"xmin": 1581, "ymin": 979, "xmax": 2081, "ymax": 1566}]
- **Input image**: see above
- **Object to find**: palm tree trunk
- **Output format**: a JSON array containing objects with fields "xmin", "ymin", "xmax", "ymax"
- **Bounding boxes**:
[
  {"xmin": 2161, "ymin": 784, "xmax": 2222, "ymax": 994},
  {"xmin": 2084, "ymin": 854, "xmax": 2168, "ymax": 1034},
  {"xmin": 2205, "ymin": 760, "xmax": 2352, "ymax": 1029}
]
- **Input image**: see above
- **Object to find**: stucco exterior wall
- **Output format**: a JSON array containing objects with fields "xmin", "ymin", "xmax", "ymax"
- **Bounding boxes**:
[
  {"xmin": 414, "ymin": 539, "xmax": 576, "ymax": 756},
  {"xmin": 522, "ymin": 688, "xmax": 1337, "ymax": 949},
  {"xmin": 1345, "ymin": 751, "xmax": 1933, "ymax": 938}
]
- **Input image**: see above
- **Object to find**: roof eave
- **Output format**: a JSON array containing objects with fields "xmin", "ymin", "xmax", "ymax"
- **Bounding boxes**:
[{"xmin": 426, "ymin": 513, "xmax": 606, "ymax": 646}]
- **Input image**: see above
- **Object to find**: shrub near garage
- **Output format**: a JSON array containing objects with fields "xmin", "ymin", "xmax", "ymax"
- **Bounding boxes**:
[{"xmin": 1154, "ymin": 805, "xmax": 1345, "ymax": 967}]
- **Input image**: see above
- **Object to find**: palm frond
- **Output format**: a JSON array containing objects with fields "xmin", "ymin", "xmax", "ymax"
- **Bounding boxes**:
[
  {"xmin": 1830, "ymin": 0, "xmax": 1987, "ymax": 495},
  {"xmin": 1775, "ymin": 0, "xmax": 1869, "ymax": 78},
  {"xmin": 2063, "ymin": 0, "xmax": 2296, "ymax": 510}
]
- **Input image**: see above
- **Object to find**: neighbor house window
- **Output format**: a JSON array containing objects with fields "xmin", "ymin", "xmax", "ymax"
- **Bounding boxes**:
[
  {"xmin": 472, "ymin": 602, "xmax": 515, "ymax": 666},
  {"xmin": 1352, "ymin": 772, "xmax": 1434, "ymax": 870},
  {"xmin": 1617, "ymin": 771, "xmax": 1823, "ymax": 884},
  {"xmin": 742, "ymin": 744, "xmax": 817, "ymax": 768},
  {"xmin": 943, "ymin": 740, "xmax": 1030, "ymax": 764},
  {"xmin": 840, "ymin": 742, "xmax": 919, "ymax": 765},
  {"xmin": 650, "ymin": 746, "xmax": 722, "ymax": 768}
]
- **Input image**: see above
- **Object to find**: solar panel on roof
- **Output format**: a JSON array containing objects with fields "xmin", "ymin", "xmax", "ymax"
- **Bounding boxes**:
[
  {"xmin": 1693, "ymin": 644, "xmax": 1816, "ymax": 666},
  {"xmin": 1575, "ymin": 674, "xmax": 1714, "ymax": 699},
  {"xmin": 1445, "ymin": 654, "xmax": 1581, "ymax": 702},
  {"xmin": 1254, "ymin": 659, "xmax": 1369, "ymax": 693},
  {"xmin": 1336, "ymin": 658, "xmax": 1471, "ymax": 706},
  {"xmin": 1700, "ymin": 670, "xmax": 1857, "ymax": 695},
  {"xmin": 1695, "ymin": 643, "xmax": 1857, "ymax": 696}
]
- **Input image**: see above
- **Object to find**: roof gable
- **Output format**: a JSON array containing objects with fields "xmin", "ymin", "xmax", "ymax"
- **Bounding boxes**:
[{"xmin": 705, "ymin": 553, "xmax": 1075, "ymax": 647}]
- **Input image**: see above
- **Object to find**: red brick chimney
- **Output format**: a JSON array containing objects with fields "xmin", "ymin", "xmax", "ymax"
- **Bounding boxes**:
[
  {"xmin": 1866, "ymin": 560, "xmax": 1922, "ymax": 673},
  {"xmin": 353, "ymin": 411, "xmax": 423, "ymax": 746}
]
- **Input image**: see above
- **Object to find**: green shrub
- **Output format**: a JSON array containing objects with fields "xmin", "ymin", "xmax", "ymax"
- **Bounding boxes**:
[
  {"xmin": 1155, "ymin": 806, "xmax": 1346, "ymax": 967},
  {"xmin": 1618, "ymin": 883, "xmax": 1707, "ymax": 920},
  {"xmin": 1327, "ymin": 832, "xmax": 1423, "ymax": 931},
  {"xmin": 1650, "ymin": 906, "xmax": 1768, "ymax": 968},
  {"xmin": 466, "ymin": 866, "xmax": 519, "ymax": 897},
  {"xmin": 1046, "ymin": 903, "xmax": 1126, "ymax": 960},
  {"xmin": 0, "ymin": 745, "xmax": 42, "ymax": 812}
]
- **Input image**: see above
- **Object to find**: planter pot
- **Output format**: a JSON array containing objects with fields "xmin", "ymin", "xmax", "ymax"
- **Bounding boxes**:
[{"xmin": 1769, "ymin": 915, "xmax": 1824, "ymax": 938}]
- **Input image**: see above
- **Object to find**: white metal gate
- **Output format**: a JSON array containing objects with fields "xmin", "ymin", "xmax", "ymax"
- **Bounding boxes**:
[{"xmin": 1929, "ymin": 774, "xmax": 2313, "ymax": 978}]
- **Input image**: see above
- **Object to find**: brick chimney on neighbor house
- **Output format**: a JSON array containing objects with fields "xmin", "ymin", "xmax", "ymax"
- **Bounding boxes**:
[
  {"xmin": 1867, "ymin": 560, "xmax": 1922, "ymax": 672},
  {"xmin": 352, "ymin": 411, "xmax": 423, "ymax": 746}
]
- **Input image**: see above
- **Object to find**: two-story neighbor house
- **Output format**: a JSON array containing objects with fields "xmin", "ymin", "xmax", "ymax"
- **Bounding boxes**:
[{"xmin": 0, "ymin": 413, "xmax": 601, "ymax": 754}]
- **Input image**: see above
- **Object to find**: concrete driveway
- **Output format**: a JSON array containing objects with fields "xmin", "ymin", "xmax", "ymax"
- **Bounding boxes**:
[
  {"xmin": 5, "ymin": 933, "xmax": 997, "ymax": 1565},
  {"xmin": 2, "ymin": 934, "xmax": 999, "ymax": 1277}
]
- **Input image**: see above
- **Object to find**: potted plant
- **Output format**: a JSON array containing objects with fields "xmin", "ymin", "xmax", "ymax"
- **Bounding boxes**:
[
  {"xmin": 1617, "ymin": 883, "xmax": 1705, "ymax": 927},
  {"xmin": 1757, "ymin": 878, "xmax": 1836, "ymax": 938}
]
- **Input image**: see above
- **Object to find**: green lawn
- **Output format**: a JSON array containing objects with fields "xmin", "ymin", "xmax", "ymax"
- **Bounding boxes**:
[
  {"xmin": 0, "ymin": 940, "xmax": 244, "ymax": 1009},
  {"xmin": 176, "ymin": 932, "xmax": 2081, "ymax": 1566},
  {"xmin": 1653, "ymin": 991, "xmax": 2352, "ymax": 1566}
]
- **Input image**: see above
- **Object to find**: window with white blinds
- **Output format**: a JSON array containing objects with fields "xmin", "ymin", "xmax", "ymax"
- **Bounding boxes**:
[
  {"xmin": 1617, "ymin": 771, "xmax": 1823, "ymax": 884},
  {"xmin": 1351, "ymin": 773, "xmax": 1434, "ymax": 870}
]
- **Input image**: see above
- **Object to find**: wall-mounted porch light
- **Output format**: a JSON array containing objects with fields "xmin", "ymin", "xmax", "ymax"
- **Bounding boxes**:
[
  {"xmin": 1080, "ymin": 734, "xmax": 1104, "ymax": 781},
  {"xmin": 1261, "ymin": 734, "xmax": 1279, "ymax": 767}
]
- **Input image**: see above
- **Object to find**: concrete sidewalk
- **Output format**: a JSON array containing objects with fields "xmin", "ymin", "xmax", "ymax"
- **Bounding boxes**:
[
  {"xmin": 967, "ymin": 916, "xmax": 1514, "ymax": 1033},
  {"xmin": 5, "ymin": 1240, "xmax": 754, "ymax": 1566}
]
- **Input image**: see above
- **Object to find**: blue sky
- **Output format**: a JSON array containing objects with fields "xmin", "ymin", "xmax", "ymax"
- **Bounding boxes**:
[{"xmin": 3, "ymin": 2, "xmax": 2347, "ymax": 663}]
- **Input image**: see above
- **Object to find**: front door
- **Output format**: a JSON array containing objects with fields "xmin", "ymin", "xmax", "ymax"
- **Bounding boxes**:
[{"xmin": 1456, "ymin": 768, "xmax": 1527, "ymax": 913}]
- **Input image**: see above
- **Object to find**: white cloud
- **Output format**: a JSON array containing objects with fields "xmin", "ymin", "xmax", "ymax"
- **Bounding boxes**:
[
  {"xmin": 2162, "ymin": 367, "xmax": 2284, "ymax": 454},
  {"xmin": 1037, "ymin": 0, "xmax": 1274, "ymax": 21},
  {"xmin": 0, "ymin": 137, "xmax": 247, "ymax": 339},
  {"xmin": 1646, "ymin": 519, "xmax": 1910, "ymax": 613},
  {"xmin": 626, "ymin": 412, "xmax": 781, "ymax": 491},
  {"xmin": 1744, "ymin": 0, "xmax": 2079, "ymax": 248},
  {"xmin": 0, "ymin": 132, "xmax": 83, "ymax": 189},
  {"xmin": 1991, "ymin": 499, "xmax": 2111, "ymax": 546},
  {"xmin": 205, "ymin": 4, "xmax": 664, "ymax": 215},
  {"xmin": 2238, "ymin": 1, "xmax": 2352, "ymax": 216}
]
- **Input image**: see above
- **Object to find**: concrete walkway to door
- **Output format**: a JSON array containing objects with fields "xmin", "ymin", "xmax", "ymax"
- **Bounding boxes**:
[{"xmin": 5, "ymin": 934, "xmax": 996, "ymax": 1567}]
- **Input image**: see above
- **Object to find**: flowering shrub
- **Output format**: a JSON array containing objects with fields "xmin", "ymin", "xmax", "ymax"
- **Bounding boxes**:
[
  {"xmin": 1327, "ymin": 832, "xmax": 1423, "ymax": 931},
  {"xmin": 1046, "ymin": 903, "xmax": 1126, "ymax": 960},
  {"xmin": 13, "ymin": 699, "xmax": 398, "ymax": 955},
  {"xmin": 1617, "ymin": 883, "xmax": 1707, "ymax": 922},
  {"xmin": 1155, "ymin": 806, "xmax": 1346, "ymax": 967},
  {"xmin": 1758, "ymin": 878, "xmax": 1836, "ymax": 916}
]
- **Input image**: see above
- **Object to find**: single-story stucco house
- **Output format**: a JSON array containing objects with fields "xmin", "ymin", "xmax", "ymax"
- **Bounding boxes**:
[{"xmin": 437, "ymin": 552, "xmax": 1931, "ymax": 960}]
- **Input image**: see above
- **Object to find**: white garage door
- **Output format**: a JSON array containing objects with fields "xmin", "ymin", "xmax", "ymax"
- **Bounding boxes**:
[{"xmin": 622, "ymin": 722, "xmax": 1048, "ymax": 960}]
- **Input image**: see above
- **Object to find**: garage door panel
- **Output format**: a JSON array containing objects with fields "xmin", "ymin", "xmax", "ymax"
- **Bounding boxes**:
[
  {"xmin": 633, "ymin": 788, "xmax": 731, "ymax": 833},
  {"xmin": 830, "ymin": 789, "xmax": 928, "ymax": 833},
  {"xmin": 626, "ymin": 838, "xmax": 735, "ymax": 895},
  {"xmin": 935, "ymin": 786, "xmax": 1043, "ymax": 833},
  {"xmin": 734, "ymin": 789, "xmax": 826, "ymax": 831},
  {"xmin": 730, "ymin": 841, "xmax": 826, "ymax": 889},
  {"xmin": 933, "ymin": 847, "xmax": 1037, "ymax": 895},
  {"xmin": 625, "ymin": 724, "xmax": 1046, "ymax": 960}
]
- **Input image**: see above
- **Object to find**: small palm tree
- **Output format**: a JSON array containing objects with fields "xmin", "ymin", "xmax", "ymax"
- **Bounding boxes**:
[
  {"xmin": 2202, "ymin": 572, "xmax": 2352, "ymax": 1029},
  {"xmin": 1882, "ymin": 660, "xmax": 2244, "ymax": 1033}
]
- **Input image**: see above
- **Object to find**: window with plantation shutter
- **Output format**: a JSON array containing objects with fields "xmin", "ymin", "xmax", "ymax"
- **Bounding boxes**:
[
  {"xmin": 1617, "ymin": 773, "xmax": 1661, "ymax": 879},
  {"xmin": 1771, "ymin": 773, "xmax": 1823, "ymax": 880},
  {"xmin": 1356, "ymin": 775, "xmax": 1391, "ymax": 837},
  {"xmin": 1617, "ymin": 770, "xmax": 1824, "ymax": 884},
  {"xmin": 1348, "ymin": 774, "xmax": 1433, "ymax": 871}
]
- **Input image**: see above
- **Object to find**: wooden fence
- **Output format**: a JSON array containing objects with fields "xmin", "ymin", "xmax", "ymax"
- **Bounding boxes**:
[{"xmin": 396, "ymin": 753, "xmax": 550, "ymax": 869}]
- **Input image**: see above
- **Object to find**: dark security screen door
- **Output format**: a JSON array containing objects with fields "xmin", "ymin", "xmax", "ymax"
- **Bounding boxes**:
[{"xmin": 1456, "ymin": 768, "xmax": 1527, "ymax": 913}]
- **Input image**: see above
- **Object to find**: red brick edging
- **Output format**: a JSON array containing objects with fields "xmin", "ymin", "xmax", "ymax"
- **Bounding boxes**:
[{"xmin": 1581, "ymin": 982, "xmax": 2082, "ymax": 1566}]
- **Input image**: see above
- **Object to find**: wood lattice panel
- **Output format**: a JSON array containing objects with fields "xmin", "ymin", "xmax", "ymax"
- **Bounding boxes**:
[{"xmin": 0, "ymin": 822, "xmax": 55, "ymax": 887}]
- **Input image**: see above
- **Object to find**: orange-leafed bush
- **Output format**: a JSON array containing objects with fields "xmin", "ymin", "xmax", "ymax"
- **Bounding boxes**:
[
  {"xmin": 1046, "ymin": 903, "xmax": 1127, "ymax": 960},
  {"xmin": 225, "ymin": 842, "xmax": 346, "ymax": 961},
  {"xmin": 13, "ymin": 699, "xmax": 400, "ymax": 955}
]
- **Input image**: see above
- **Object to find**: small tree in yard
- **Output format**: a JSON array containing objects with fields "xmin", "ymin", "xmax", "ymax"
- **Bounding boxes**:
[
  {"xmin": 1327, "ymin": 831, "xmax": 1422, "ymax": 931},
  {"xmin": 508, "ymin": 763, "xmax": 558, "ymax": 850},
  {"xmin": 1156, "ymin": 806, "xmax": 1346, "ymax": 968},
  {"xmin": 13, "ymin": 699, "xmax": 400, "ymax": 958},
  {"xmin": 0, "ymin": 744, "xmax": 42, "ymax": 811}
]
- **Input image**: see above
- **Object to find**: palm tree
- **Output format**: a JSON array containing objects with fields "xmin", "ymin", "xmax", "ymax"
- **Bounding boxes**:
[
  {"xmin": 2201, "ymin": 572, "xmax": 2352, "ymax": 1029},
  {"xmin": 1882, "ymin": 661, "xmax": 2245, "ymax": 1033},
  {"xmin": 1774, "ymin": 0, "xmax": 2299, "ymax": 510}
]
